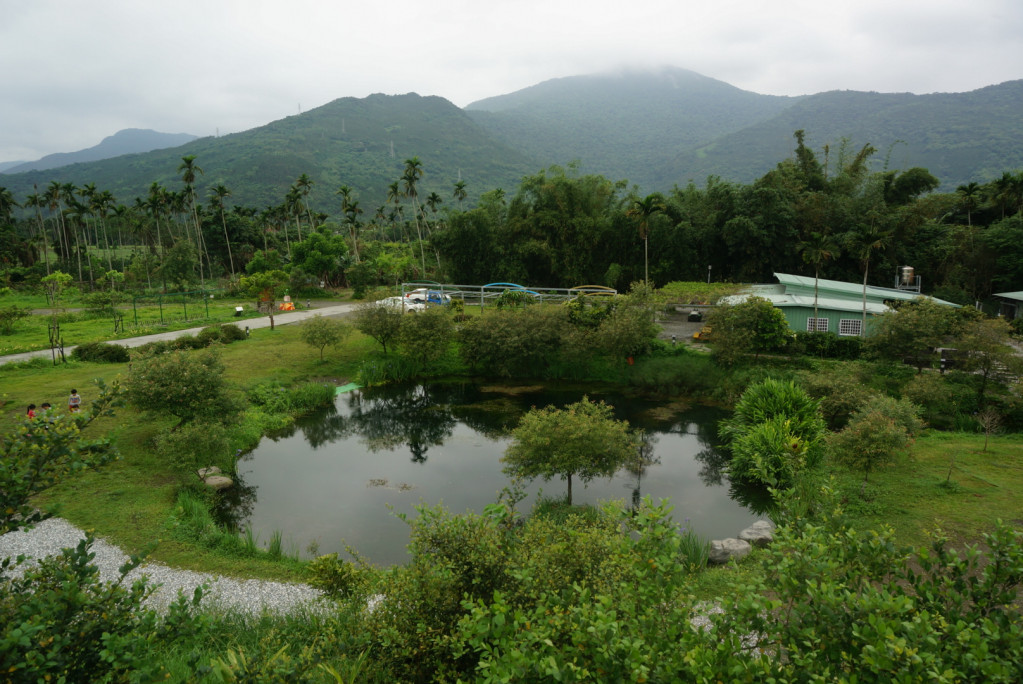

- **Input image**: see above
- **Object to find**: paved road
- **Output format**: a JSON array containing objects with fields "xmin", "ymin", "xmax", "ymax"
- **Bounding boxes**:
[{"xmin": 0, "ymin": 302, "xmax": 359, "ymax": 366}]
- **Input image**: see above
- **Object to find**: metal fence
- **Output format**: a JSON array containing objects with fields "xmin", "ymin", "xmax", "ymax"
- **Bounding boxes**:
[{"xmin": 399, "ymin": 281, "xmax": 617, "ymax": 309}]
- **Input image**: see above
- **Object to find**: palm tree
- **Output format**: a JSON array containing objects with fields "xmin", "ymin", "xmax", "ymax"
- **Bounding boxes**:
[
  {"xmin": 25, "ymin": 190, "xmax": 51, "ymax": 275},
  {"xmin": 295, "ymin": 173, "xmax": 315, "ymax": 231},
  {"xmin": 45, "ymin": 181, "xmax": 69, "ymax": 262},
  {"xmin": 402, "ymin": 157, "xmax": 427, "ymax": 276},
  {"xmin": 0, "ymin": 186, "xmax": 18, "ymax": 224},
  {"xmin": 850, "ymin": 221, "xmax": 892, "ymax": 336},
  {"xmin": 209, "ymin": 184, "xmax": 236, "ymax": 277},
  {"xmin": 627, "ymin": 193, "xmax": 665, "ymax": 286},
  {"xmin": 337, "ymin": 185, "xmax": 362, "ymax": 263},
  {"xmin": 77, "ymin": 184, "xmax": 99, "ymax": 285},
  {"xmin": 956, "ymin": 182, "xmax": 981, "ymax": 226},
  {"xmin": 58, "ymin": 183, "xmax": 84, "ymax": 282},
  {"xmin": 797, "ymin": 230, "xmax": 839, "ymax": 325},
  {"xmin": 178, "ymin": 155, "xmax": 207, "ymax": 288},
  {"xmin": 146, "ymin": 182, "xmax": 167, "ymax": 259},
  {"xmin": 91, "ymin": 189, "xmax": 116, "ymax": 273},
  {"xmin": 453, "ymin": 180, "xmax": 467, "ymax": 210}
]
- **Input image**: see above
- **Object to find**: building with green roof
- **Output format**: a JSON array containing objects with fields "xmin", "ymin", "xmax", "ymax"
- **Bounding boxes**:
[
  {"xmin": 720, "ymin": 273, "xmax": 959, "ymax": 337},
  {"xmin": 993, "ymin": 292, "xmax": 1023, "ymax": 320}
]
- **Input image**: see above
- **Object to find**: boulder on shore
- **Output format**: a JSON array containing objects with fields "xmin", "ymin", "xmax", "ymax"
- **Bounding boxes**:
[
  {"xmin": 708, "ymin": 538, "xmax": 751, "ymax": 565},
  {"xmin": 202, "ymin": 475, "xmax": 233, "ymax": 490},
  {"xmin": 739, "ymin": 520, "xmax": 776, "ymax": 548}
]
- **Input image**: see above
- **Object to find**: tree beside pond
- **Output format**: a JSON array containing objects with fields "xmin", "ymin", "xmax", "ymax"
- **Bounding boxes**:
[
  {"xmin": 706, "ymin": 296, "xmax": 791, "ymax": 365},
  {"xmin": 353, "ymin": 302, "xmax": 404, "ymax": 354},
  {"xmin": 125, "ymin": 349, "xmax": 240, "ymax": 425},
  {"xmin": 502, "ymin": 397, "xmax": 640, "ymax": 505},
  {"xmin": 299, "ymin": 314, "xmax": 351, "ymax": 361}
]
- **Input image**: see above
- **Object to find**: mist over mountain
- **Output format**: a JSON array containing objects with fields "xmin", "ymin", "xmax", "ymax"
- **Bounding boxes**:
[
  {"xmin": 2, "ymin": 68, "xmax": 1021, "ymax": 210},
  {"xmin": 465, "ymin": 67, "xmax": 798, "ymax": 189},
  {"xmin": 1, "ymin": 129, "xmax": 198, "ymax": 175}
]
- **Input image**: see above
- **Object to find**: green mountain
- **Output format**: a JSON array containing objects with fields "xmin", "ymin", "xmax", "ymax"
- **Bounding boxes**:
[
  {"xmin": 1, "ymin": 129, "xmax": 198, "ymax": 175},
  {"xmin": 3, "ymin": 71, "xmax": 1022, "ymax": 213},
  {"xmin": 663, "ymin": 81, "xmax": 1023, "ymax": 189},
  {"xmin": 1, "ymin": 94, "xmax": 538, "ymax": 211},
  {"xmin": 465, "ymin": 67, "xmax": 798, "ymax": 188}
]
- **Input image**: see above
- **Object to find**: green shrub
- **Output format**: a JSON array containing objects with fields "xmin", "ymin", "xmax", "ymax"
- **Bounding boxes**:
[
  {"xmin": 133, "ymin": 339, "xmax": 173, "ymax": 356},
  {"xmin": 219, "ymin": 323, "xmax": 247, "ymax": 342},
  {"xmin": 453, "ymin": 491, "xmax": 1023, "ymax": 683},
  {"xmin": 287, "ymin": 382, "xmax": 334, "ymax": 412},
  {"xmin": 903, "ymin": 372, "xmax": 980, "ymax": 429},
  {"xmin": 626, "ymin": 351, "xmax": 724, "ymax": 394},
  {"xmin": 0, "ymin": 535, "xmax": 206, "ymax": 683},
  {"xmin": 793, "ymin": 330, "xmax": 862, "ymax": 359},
  {"xmin": 796, "ymin": 365, "xmax": 875, "ymax": 429},
  {"xmin": 830, "ymin": 409, "xmax": 910, "ymax": 481},
  {"xmin": 71, "ymin": 341, "xmax": 131, "ymax": 364},
  {"xmin": 720, "ymin": 378, "xmax": 827, "ymax": 487},
  {"xmin": 197, "ymin": 325, "xmax": 224, "ymax": 345},
  {"xmin": 125, "ymin": 348, "xmax": 241, "ymax": 424},
  {"xmin": 307, "ymin": 554, "xmax": 368, "ymax": 599},
  {"xmin": 0, "ymin": 305, "xmax": 30, "ymax": 334},
  {"xmin": 248, "ymin": 382, "xmax": 292, "ymax": 413},
  {"xmin": 172, "ymin": 334, "xmax": 205, "ymax": 350}
]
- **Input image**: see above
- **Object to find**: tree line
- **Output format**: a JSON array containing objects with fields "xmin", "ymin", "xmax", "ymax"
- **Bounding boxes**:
[{"xmin": 2, "ymin": 131, "xmax": 1022, "ymax": 302}]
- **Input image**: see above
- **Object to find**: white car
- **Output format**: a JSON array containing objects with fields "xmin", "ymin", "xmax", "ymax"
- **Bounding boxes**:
[
  {"xmin": 404, "ymin": 288, "xmax": 452, "ymax": 306},
  {"xmin": 375, "ymin": 296, "xmax": 425, "ymax": 313}
]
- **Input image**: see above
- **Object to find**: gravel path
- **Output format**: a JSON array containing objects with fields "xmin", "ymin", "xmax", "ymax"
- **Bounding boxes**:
[{"xmin": 0, "ymin": 518, "xmax": 326, "ymax": 615}]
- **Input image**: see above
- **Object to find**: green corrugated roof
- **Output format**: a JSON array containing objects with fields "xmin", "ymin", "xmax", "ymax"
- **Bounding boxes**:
[
  {"xmin": 774, "ymin": 273, "xmax": 958, "ymax": 306},
  {"xmin": 721, "ymin": 293, "xmax": 890, "ymax": 314},
  {"xmin": 994, "ymin": 291, "xmax": 1023, "ymax": 302}
]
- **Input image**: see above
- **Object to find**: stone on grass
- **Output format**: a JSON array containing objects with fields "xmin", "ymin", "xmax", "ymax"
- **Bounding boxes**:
[
  {"xmin": 203, "ymin": 475, "xmax": 233, "ymax": 490},
  {"xmin": 197, "ymin": 466, "xmax": 222, "ymax": 479}
]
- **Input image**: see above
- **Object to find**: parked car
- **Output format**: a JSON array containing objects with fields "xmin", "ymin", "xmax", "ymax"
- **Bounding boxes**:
[
  {"xmin": 405, "ymin": 288, "xmax": 452, "ymax": 306},
  {"xmin": 376, "ymin": 296, "xmax": 425, "ymax": 313}
]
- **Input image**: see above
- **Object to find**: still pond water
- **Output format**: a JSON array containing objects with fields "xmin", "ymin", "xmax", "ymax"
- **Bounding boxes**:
[{"xmin": 228, "ymin": 382, "xmax": 759, "ymax": 566}]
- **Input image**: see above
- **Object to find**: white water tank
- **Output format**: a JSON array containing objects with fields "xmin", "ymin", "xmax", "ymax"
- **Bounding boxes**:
[{"xmin": 899, "ymin": 266, "xmax": 915, "ymax": 286}]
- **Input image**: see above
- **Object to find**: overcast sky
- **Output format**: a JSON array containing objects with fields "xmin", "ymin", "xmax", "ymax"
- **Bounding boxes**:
[{"xmin": 2, "ymin": 0, "xmax": 1021, "ymax": 162}]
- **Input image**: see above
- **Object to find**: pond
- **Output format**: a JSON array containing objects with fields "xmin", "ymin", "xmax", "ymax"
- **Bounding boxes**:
[{"xmin": 226, "ymin": 382, "xmax": 760, "ymax": 566}]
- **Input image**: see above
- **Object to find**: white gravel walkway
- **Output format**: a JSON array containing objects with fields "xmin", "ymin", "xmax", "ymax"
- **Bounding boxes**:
[{"xmin": 0, "ymin": 517, "xmax": 326, "ymax": 615}]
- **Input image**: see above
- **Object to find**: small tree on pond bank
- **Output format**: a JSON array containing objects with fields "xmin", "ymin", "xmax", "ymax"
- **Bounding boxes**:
[
  {"xmin": 706, "ymin": 296, "xmax": 791, "ymax": 365},
  {"xmin": 299, "ymin": 314, "xmax": 352, "ymax": 361},
  {"xmin": 502, "ymin": 397, "xmax": 640, "ymax": 505},
  {"xmin": 125, "ymin": 349, "xmax": 241, "ymax": 425}
]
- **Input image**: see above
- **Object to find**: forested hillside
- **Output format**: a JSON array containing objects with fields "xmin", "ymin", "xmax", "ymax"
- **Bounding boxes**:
[
  {"xmin": 666, "ymin": 81, "xmax": 1023, "ymax": 189},
  {"xmin": 0, "ymin": 94, "xmax": 537, "ymax": 210},
  {"xmin": 2, "ymin": 69, "xmax": 1022, "ymax": 206}
]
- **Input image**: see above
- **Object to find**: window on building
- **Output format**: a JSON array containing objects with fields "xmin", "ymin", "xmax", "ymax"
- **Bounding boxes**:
[
  {"xmin": 806, "ymin": 318, "xmax": 829, "ymax": 332},
  {"xmin": 838, "ymin": 319, "xmax": 862, "ymax": 337}
]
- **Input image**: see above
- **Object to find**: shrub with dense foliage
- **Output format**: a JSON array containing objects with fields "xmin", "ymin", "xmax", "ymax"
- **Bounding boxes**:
[
  {"xmin": 125, "ymin": 348, "xmax": 241, "ymax": 424},
  {"xmin": 70, "ymin": 341, "xmax": 130, "ymax": 363},
  {"xmin": 705, "ymin": 296, "xmax": 793, "ymax": 365},
  {"xmin": 0, "ymin": 536, "xmax": 207, "ymax": 683},
  {"xmin": 720, "ymin": 378, "xmax": 827, "ymax": 487}
]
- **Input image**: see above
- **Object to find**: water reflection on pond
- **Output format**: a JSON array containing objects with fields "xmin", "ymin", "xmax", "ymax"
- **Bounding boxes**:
[{"xmin": 230, "ymin": 382, "xmax": 760, "ymax": 566}]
